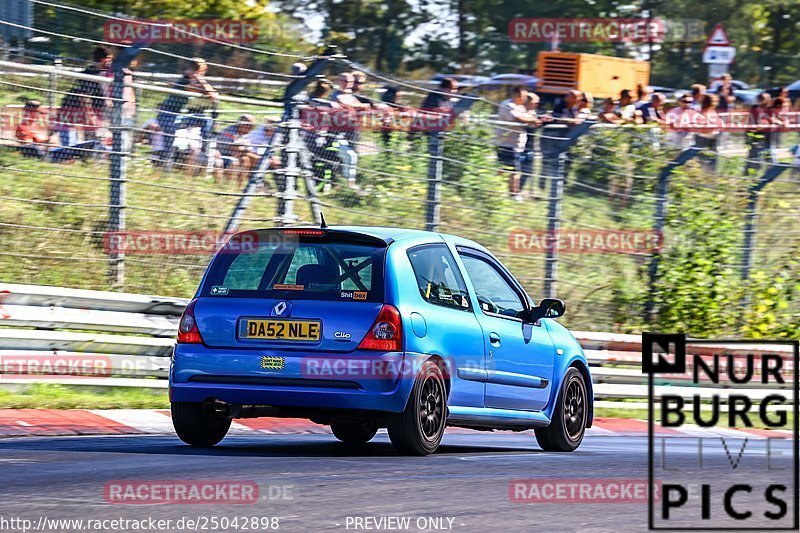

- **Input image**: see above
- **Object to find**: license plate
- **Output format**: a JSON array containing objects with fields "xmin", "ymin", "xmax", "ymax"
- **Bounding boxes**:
[{"xmin": 241, "ymin": 319, "xmax": 321, "ymax": 341}]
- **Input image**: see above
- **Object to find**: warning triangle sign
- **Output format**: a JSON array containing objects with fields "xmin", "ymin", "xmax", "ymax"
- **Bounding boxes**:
[{"xmin": 707, "ymin": 23, "xmax": 730, "ymax": 46}]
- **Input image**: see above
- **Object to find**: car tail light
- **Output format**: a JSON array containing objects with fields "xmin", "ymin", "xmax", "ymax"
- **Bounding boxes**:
[
  {"xmin": 177, "ymin": 299, "xmax": 203, "ymax": 344},
  {"xmin": 357, "ymin": 304, "xmax": 403, "ymax": 352},
  {"xmin": 282, "ymin": 229, "xmax": 325, "ymax": 237}
]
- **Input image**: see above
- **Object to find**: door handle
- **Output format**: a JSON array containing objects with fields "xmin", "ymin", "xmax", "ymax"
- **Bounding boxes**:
[{"xmin": 488, "ymin": 332, "xmax": 501, "ymax": 347}]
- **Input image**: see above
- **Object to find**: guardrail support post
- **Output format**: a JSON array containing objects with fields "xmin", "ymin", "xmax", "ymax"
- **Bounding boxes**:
[
  {"xmin": 425, "ymin": 132, "xmax": 444, "ymax": 232},
  {"xmin": 645, "ymin": 146, "xmax": 701, "ymax": 322}
]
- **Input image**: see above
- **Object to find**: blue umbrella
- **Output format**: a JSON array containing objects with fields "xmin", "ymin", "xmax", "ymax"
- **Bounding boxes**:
[
  {"xmin": 709, "ymin": 79, "xmax": 749, "ymax": 92},
  {"xmin": 430, "ymin": 74, "xmax": 490, "ymax": 88},
  {"xmin": 785, "ymin": 79, "xmax": 800, "ymax": 92},
  {"xmin": 732, "ymin": 89, "xmax": 761, "ymax": 106},
  {"xmin": 648, "ymin": 85, "xmax": 675, "ymax": 93},
  {"xmin": 477, "ymin": 73, "xmax": 540, "ymax": 91}
]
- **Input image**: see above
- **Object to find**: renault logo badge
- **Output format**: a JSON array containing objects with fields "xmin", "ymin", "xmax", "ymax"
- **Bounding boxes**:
[{"xmin": 273, "ymin": 302, "xmax": 287, "ymax": 316}]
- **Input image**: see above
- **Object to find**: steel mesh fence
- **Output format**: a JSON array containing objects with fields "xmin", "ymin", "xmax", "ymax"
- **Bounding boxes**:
[{"xmin": 0, "ymin": 1, "xmax": 798, "ymax": 336}]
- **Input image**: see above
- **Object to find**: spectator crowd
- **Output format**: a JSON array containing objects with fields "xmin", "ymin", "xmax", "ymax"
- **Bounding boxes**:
[{"xmin": 6, "ymin": 47, "xmax": 800, "ymax": 198}]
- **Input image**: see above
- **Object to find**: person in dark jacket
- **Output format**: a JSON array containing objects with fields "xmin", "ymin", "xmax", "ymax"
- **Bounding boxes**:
[{"xmin": 156, "ymin": 57, "xmax": 218, "ymax": 164}]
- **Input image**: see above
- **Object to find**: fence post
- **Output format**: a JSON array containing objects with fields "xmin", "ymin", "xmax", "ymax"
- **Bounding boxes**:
[
  {"xmin": 645, "ymin": 146, "xmax": 701, "ymax": 321},
  {"xmin": 420, "ymin": 91, "xmax": 482, "ymax": 233},
  {"xmin": 540, "ymin": 121, "xmax": 593, "ymax": 299},
  {"xmin": 279, "ymin": 108, "xmax": 301, "ymax": 225},
  {"xmin": 298, "ymin": 135, "xmax": 322, "ymax": 224},
  {"xmin": 106, "ymin": 46, "xmax": 140, "ymax": 290},
  {"xmin": 425, "ymin": 132, "xmax": 444, "ymax": 232},
  {"xmin": 223, "ymin": 53, "xmax": 332, "ymax": 235},
  {"xmin": 205, "ymin": 101, "xmax": 219, "ymax": 180},
  {"xmin": 741, "ymin": 163, "xmax": 789, "ymax": 283},
  {"xmin": 541, "ymin": 140, "xmax": 564, "ymax": 300},
  {"xmin": 108, "ymin": 69, "xmax": 128, "ymax": 290},
  {"xmin": 48, "ymin": 58, "xmax": 60, "ymax": 111},
  {"xmin": 224, "ymin": 120, "xmax": 282, "ymax": 235}
]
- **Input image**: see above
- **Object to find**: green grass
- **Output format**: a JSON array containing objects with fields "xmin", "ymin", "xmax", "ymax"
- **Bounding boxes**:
[
  {"xmin": 595, "ymin": 407, "xmax": 794, "ymax": 431},
  {"xmin": 0, "ymin": 384, "xmax": 169, "ymax": 409},
  {"xmin": 1, "ymin": 135, "xmax": 797, "ymax": 333},
  {"xmin": 0, "ymin": 130, "xmax": 647, "ymax": 331},
  {"xmin": 1, "ymin": 74, "xmax": 799, "ymax": 334}
]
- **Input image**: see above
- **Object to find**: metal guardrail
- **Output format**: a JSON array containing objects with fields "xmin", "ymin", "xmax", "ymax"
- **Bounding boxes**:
[
  {"xmin": 0, "ymin": 283, "xmax": 188, "ymax": 315},
  {"xmin": 1, "ymin": 305, "xmax": 177, "ymax": 336},
  {"xmin": 0, "ymin": 285, "xmax": 794, "ymax": 405},
  {"xmin": 0, "ymin": 283, "xmax": 180, "ymax": 381}
]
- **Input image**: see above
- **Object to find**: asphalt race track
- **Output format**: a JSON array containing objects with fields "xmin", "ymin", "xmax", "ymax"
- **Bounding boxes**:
[{"xmin": 1, "ymin": 430, "xmax": 795, "ymax": 532}]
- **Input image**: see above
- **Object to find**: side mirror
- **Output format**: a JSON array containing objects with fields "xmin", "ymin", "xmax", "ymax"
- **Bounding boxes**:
[{"xmin": 528, "ymin": 298, "xmax": 565, "ymax": 323}]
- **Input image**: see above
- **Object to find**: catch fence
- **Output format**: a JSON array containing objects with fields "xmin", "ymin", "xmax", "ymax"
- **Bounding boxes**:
[{"xmin": 0, "ymin": 1, "xmax": 798, "ymax": 335}]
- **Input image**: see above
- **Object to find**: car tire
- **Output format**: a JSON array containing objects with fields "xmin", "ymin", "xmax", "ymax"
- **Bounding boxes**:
[
  {"xmin": 171, "ymin": 402, "xmax": 231, "ymax": 447},
  {"xmin": 535, "ymin": 367, "xmax": 587, "ymax": 452},
  {"xmin": 330, "ymin": 421, "xmax": 379, "ymax": 444},
  {"xmin": 387, "ymin": 360, "xmax": 447, "ymax": 455}
]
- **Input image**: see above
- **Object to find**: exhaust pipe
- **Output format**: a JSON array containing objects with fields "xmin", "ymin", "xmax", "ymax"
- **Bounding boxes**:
[{"xmin": 203, "ymin": 399, "xmax": 232, "ymax": 418}]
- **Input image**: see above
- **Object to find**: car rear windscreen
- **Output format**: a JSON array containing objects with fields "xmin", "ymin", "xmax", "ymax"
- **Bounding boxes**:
[{"xmin": 199, "ymin": 231, "xmax": 386, "ymax": 302}]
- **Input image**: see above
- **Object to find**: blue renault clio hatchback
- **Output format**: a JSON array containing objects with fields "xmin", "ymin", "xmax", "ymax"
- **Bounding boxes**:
[{"xmin": 170, "ymin": 226, "xmax": 593, "ymax": 455}]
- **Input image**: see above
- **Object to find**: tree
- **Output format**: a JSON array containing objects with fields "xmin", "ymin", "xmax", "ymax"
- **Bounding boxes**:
[
  {"xmin": 30, "ymin": 0, "xmax": 311, "ymax": 76},
  {"xmin": 276, "ymin": 0, "xmax": 425, "ymax": 73}
]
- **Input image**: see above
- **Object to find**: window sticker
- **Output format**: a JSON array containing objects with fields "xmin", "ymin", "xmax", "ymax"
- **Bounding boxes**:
[
  {"xmin": 273, "ymin": 284, "xmax": 305, "ymax": 291},
  {"xmin": 340, "ymin": 290, "xmax": 369, "ymax": 300}
]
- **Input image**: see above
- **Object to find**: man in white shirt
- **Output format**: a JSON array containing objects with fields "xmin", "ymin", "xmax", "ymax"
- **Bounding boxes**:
[
  {"xmin": 665, "ymin": 94, "xmax": 697, "ymax": 148},
  {"xmin": 616, "ymin": 89, "xmax": 639, "ymax": 123},
  {"xmin": 240, "ymin": 116, "xmax": 282, "ymax": 189},
  {"xmin": 243, "ymin": 116, "xmax": 279, "ymax": 156},
  {"xmin": 495, "ymin": 86, "xmax": 543, "ymax": 199}
]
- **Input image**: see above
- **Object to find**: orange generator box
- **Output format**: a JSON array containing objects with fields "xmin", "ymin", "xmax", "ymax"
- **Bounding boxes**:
[{"xmin": 536, "ymin": 51, "xmax": 650, "ymax": 100}]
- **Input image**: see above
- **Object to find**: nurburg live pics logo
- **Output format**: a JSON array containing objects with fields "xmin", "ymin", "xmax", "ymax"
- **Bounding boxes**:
[{"xmin": 643, "ymin": 332, "xmax": 799, "ymax": 530}]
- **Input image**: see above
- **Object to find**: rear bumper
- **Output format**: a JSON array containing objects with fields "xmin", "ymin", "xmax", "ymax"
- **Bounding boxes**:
[{"xmin": 169, "ymin": 345, "xmax": 424, "ymax": 413}]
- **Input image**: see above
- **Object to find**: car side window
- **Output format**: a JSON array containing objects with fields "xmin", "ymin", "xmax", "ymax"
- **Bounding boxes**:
[
  {"xmin": 459, "ymin": 254, "xmax": 525, "ymax": 318},
  {"xmin": 407, "ymin": 245, "xmax": 471, "ymax": 311}
]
